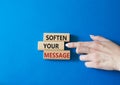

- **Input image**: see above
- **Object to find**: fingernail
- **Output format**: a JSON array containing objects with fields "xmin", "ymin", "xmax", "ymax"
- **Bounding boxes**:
[
  {"xmin": 79, "ymin": 55, "xmax": 85, "ymax": 60},
  {"xmin": 65, "ymin": 43, "xmax": 69, "ymax": 47},
  {"xmin": 90, "ymin": 35, "xmax": 95, "ymax": 38}
]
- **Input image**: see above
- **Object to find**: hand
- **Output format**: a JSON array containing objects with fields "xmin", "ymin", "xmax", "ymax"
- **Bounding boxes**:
[{"xmin": 66, "ymin": 35, "xmax": 120, "ymax": 71}]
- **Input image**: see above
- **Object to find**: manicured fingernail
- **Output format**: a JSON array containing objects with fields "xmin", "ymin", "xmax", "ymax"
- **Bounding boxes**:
[
  {"xmin": 90, "ymin": 35, "xmax": 95, "ymax": 38},
  {"xmin": 65, "ymin": 43, "xmax": 69, "ymax": 47},
  {"xmin": 79, "ymin": 55, "xmax": 85, "ymax": 60}
]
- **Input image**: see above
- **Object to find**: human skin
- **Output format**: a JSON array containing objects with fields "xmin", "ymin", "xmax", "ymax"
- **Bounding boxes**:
[{"xmin": 66, "ymin": 35, "xmax": 120, "ymax": 71}]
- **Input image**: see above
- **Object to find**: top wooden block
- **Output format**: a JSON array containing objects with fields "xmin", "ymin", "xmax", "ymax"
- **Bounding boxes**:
[{"xmin": 43, "ymin": 33, "xmax": 70, "ymax": 42}]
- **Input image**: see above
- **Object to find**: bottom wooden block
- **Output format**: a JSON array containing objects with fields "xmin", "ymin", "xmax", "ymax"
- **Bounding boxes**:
[{"xmin": 44, "ymin": 50, "xmax": 70, "ymax": 60}]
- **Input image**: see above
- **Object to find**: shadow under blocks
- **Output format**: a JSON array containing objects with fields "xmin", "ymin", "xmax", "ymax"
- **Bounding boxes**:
[{"xmin": 65, "ymin": 34, "xmax": 80, "ymax": 61}]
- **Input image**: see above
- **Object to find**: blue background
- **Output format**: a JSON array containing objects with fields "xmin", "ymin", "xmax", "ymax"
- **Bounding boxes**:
[{"xmin": 0, "ymin": 0, "xmax": 120, "ymax": 85}]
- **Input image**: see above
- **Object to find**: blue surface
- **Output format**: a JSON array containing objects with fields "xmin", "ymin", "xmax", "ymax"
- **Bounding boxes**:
[{"xmin": 0, "ymin": 0, "xmax": 120, "ymax": 85}]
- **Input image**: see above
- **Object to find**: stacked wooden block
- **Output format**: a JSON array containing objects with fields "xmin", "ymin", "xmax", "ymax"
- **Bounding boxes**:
[{"xmin": 38, "ymin": 33, "xmax": 70, "ymax": 60}]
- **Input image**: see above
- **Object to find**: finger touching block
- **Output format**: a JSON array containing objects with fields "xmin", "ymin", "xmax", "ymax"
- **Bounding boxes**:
[
  {"xmin": 44, "ymin": 33, "xmax": 70, "ymax": 42},
  {"xmin": 38, "ymin": 41, "xmax": 64, "ymax": 51},
  {"xmin": 44, "ymin": 50, "xmax": 70, "ymax": 60}
]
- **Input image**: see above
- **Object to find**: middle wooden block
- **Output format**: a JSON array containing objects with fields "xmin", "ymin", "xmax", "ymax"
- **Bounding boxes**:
[{"xmin": 38, "ymin": 41, "xmax": 64, "ymax": 51}]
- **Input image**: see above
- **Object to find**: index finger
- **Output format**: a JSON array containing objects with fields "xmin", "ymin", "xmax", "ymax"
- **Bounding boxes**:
[
  {"xmin": 66, "ymin": 42, "xmax": 93, "ymax": 48},
  {"xmin": 65, "ymin": 42, "xmax": 78, "ymax": 48}
]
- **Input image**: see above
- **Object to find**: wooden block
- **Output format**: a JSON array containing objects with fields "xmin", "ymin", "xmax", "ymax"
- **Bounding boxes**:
[
  {"xmin": 44, "ymin": 50, "xmax": 70, "ymax": 60},
  {"xmin": 38, "ymin": 41, "xmax": 64, "ymax": 51},
  {"xmin": 43, "ymin": 33, "xmax": 70, "ymax": 42}
]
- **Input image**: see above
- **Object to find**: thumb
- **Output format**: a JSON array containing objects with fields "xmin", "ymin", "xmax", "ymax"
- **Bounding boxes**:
[{"xmin": 90, "ymin": 35, "xmax": 110, "ymax": 41}]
